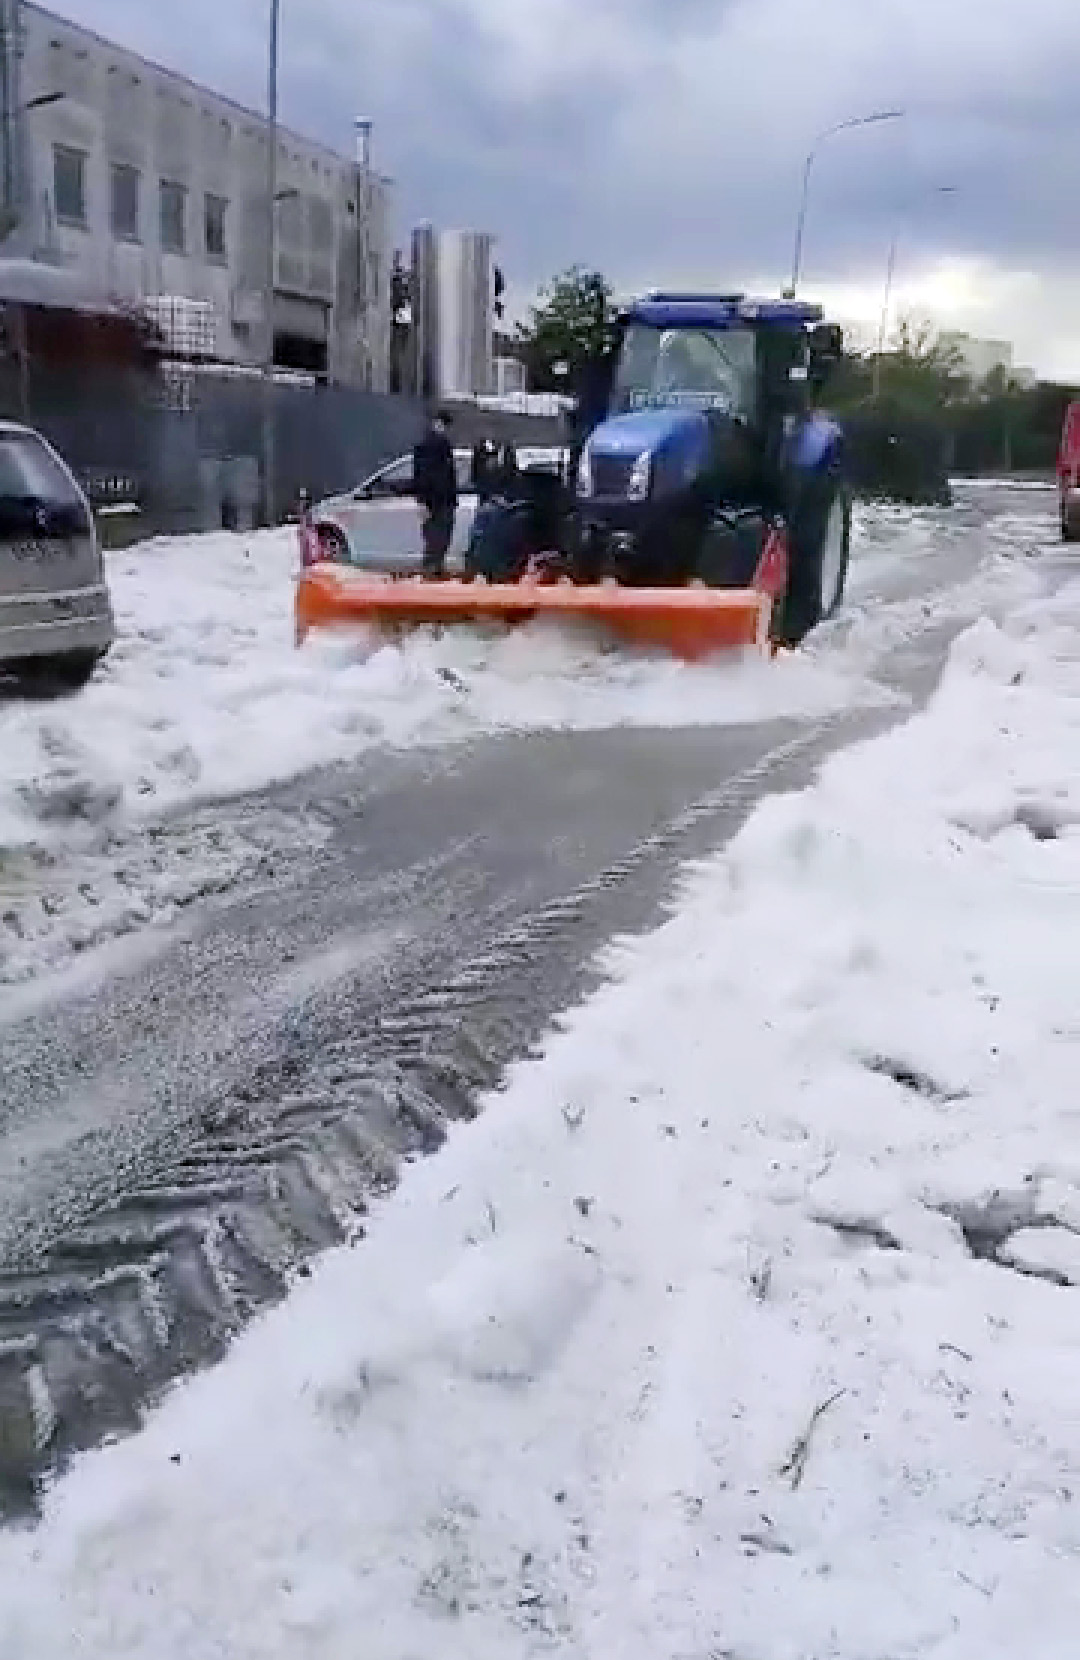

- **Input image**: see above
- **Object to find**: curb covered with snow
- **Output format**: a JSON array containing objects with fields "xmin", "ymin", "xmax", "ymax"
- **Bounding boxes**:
[{"xmin": 2, "ymin": 573, "xmax": 1079, "ymax": 1656}]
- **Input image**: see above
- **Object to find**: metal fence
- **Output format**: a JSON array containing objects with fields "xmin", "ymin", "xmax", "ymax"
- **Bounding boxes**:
[{"xmin": 0, "ymin": 357, "xmax": 564, "ymax": 541}]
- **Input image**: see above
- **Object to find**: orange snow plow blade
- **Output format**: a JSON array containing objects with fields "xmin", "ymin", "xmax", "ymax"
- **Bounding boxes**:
[{"xmin": 295, "ymin": 567, "xmax": 772, "ymax": 661}]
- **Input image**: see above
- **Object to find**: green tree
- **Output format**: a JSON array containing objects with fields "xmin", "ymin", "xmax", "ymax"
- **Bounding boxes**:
[
  {"xmin": 827, "ymin": 317, "xmax": 966, "ymax": 505},
  {"xmin": 514, "ymin": 267, "xmax": 617, "ymax": 393},
  {"xmin": 826, "ymin": 315, "xmax": 969, "ymax": 415}
]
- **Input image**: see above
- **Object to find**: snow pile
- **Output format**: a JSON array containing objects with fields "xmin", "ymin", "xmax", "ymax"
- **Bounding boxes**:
[
  {"xmin": 2, "ymin": 578, "xmax": 1079, "ymax": 1658},
  {"xmin": 0, "ymin": 522, "xmax": 894, "ymax": 984},
  {"xmin": 0, "ymin": 528, "xmax": 886, "ymax": 850}
]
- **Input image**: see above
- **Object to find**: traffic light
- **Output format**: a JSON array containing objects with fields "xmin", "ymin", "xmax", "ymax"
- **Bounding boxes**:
[{"xmin": 493, "ymin": 264, "xmax": 505, "ymax": 321}]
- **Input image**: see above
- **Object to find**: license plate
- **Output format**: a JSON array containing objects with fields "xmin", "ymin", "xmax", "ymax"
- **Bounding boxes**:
[{"xmin": 10, "ymin": 537, "xmax": 73, "ymax": 562}]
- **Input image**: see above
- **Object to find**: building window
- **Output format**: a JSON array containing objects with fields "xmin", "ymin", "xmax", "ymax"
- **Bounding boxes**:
[
  {"xmin": 160, "ymin": 180, "xmax": 187, "ymax": 254},
  {"xmin": 204, "ymin": 193, "xmax": 227, "ymax": 261},
  {"xmin": 110, "ymin": 164, "xmax": 140, "ymax": 241},
  {"xmin": 53, "ymin": 146, "xmax": 87, "ymax": 227}
]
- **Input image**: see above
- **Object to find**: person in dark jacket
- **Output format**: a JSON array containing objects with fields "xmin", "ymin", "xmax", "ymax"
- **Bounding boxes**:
[{"xmin": 413, "ymin": 409, "xmax": 458, "ymax": 576}]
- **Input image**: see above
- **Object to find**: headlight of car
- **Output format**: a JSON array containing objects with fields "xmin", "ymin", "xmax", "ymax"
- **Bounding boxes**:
[
  {"xmin": 575, "ymin": 445, "xmax": 594, "ymax": 498},
  {"xmin": 626, "ymin": 451, "xmax": 652, "ymax": 500}
]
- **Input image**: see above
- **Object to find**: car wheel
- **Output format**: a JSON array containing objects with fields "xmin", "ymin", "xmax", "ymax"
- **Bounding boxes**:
[
  {"xmin": 778, "ymin": 472, "xmax": 851, "ymax": 645},
  {"xmin": 15, "ymin": 650, "xmax": 103, "ymax": 697}
]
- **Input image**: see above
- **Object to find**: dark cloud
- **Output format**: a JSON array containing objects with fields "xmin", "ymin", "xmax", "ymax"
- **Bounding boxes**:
[{"xmin": 46, "ymin": 0, "xmax": 1080, "ymax": 373}]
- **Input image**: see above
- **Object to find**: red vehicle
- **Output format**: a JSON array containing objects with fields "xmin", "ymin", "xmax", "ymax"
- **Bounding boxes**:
[{"xmin": 1057, "ymin": 400, "xmax": 1080, "ymax": 542}]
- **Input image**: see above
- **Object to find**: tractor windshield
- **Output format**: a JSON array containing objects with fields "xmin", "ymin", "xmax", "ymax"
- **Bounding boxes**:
[{"xmin": 610, "ymin": 324, "xmax": 757, "ymax": 419}]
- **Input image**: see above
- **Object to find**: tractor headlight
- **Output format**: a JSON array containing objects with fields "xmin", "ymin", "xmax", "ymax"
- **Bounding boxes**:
[
  {"xmin": 626, "ymin": 451, "xmax": 652, "ymax": 500},
  {"xmin": 575, "ymin": 445, "xmax": 594, "ymax": 498}
]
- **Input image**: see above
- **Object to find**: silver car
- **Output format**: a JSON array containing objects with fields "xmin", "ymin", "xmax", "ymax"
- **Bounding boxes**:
[
  {"xmin": 0, "ymin": 423, "xmax": 114, "ymax": 688},
  {"xmin": 307, "ymin": 445, "xmax": 568, "ymax": 573}
]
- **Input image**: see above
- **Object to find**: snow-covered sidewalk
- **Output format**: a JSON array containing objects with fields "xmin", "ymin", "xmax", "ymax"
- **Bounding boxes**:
[{"xmin": 2, "ymin": 578, "xmax": 1080, "ymax": 1659}]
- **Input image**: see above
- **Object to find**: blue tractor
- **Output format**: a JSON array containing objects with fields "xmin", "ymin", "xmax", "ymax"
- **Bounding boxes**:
[{"xmin": 467, "ymin": 292, "xmax": 851, "ymax": 647}]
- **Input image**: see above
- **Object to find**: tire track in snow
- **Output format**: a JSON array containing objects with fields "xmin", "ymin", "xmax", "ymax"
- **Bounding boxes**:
[{"xmin": 0, "ymin": 708, "xmax": 896, "ymax": 1517}]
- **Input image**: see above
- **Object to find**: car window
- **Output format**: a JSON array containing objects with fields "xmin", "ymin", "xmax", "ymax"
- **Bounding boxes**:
[
  {"xmin": 0, "ymin": 433, "xmax": 83, "ymax": 508},
  {"xmin": 364, "ymin": 455, "xmax": 413, "ymax": 496},
  {"xmin": 0, "ymin": 432, "xmax": 88, "ymax": 536}
]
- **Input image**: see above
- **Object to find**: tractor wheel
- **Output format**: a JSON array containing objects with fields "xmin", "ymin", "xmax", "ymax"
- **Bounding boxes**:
[{"xmin": 779, "ymin": 472, "xmax": 851, "ymax": 645}]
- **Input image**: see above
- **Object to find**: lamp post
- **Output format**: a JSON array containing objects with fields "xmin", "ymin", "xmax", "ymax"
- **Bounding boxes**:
[
  {"xmin": 872, "ymin": 185, "xmax": 956, "ymax": 400},
  {"xmin": 787, "ymin": 110, "xmax": 905, "ymax": 296},
  {"xmin": 260, "ymin": 0, "xmax": 280, "ymax": 528}
]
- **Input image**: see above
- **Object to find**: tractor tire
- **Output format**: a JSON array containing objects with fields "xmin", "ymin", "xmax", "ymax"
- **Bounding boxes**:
[{"xmin": 778, "ymin": 470, "xmax": 851, "ymax": 646}]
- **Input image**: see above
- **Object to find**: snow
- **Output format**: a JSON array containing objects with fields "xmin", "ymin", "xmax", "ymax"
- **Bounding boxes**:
[
  {"xmin": 2, "ymin": 559, "xmax": 1079, "ymax": 1658},
  {"xmin": 1, "ymin": 488, "xmax": 1062, "ymax": 986},
  {"xmin": 0, "ymin": 521, "xmax": 894, "ymax": 986},
  {"xmin": 0, "ymin": 527, "xmax": 883, "ymax": 841}
]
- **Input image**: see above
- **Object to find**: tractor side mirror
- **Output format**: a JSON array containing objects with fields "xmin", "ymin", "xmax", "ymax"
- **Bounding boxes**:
[
  {"xmin": 807, "ymin": 324, "xmax": 843, "ymax": 396},
  {"xmin": 809, "ymin": 323, "xmax": 844, "ymax": 367}
]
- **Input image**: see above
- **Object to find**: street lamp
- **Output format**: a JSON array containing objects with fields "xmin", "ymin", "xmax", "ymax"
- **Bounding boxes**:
[
  {"xmin": 260, "ymin": 0, "xmax": 281, "ymax": 528},
  {"xmin": 872, "ymin": 186, "xmax": 956, "ymax": 400},
  {"xmin": 787, "ymin": 110, "xmax": 905, "ymax": 296}
]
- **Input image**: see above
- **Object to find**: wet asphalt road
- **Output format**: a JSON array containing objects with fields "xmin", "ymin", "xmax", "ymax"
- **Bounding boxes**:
[{"xmin": 0, "ymin": 482, "xmax": 1066, "ymax": 1507}]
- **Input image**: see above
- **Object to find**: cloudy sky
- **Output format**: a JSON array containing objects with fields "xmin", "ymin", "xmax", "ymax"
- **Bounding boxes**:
[{"xmin": 54, "ymin": 0, "xmax": 1080, "ymax": 379}]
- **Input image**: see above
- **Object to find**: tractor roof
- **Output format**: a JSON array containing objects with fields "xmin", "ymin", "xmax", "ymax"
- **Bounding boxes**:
[{"xmin": 624, "ymin": 293, "xmax": 824, "ymax": 330}]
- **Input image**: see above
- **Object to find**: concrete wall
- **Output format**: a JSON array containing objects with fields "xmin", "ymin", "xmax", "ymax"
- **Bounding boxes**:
[
  {"xmin": 0, "ymin": 350, "xmax": 564, "ymax": 534},
  {"xmin": 10, "ymin": 1, "xmax": 392, "ymax": 388}
]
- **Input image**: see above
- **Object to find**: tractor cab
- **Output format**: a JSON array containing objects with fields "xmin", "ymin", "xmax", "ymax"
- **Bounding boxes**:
[
  {"xmin": 571, "ymin": 294, "xmax": 844, "ymax": 584},
  {"xmin": 578, "ymin": 294, "xmax": 840, "ymax": 480}
]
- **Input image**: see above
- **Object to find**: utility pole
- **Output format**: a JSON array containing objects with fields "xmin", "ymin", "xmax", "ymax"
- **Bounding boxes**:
[
  {"xmin": 872, "ymin": 235, "xmax": 898, "ymax": 402},
  {"xmin": 872, "ymin": 187, "xmax": 956, "ymax": 401},
  {"xmin": 260, "ymin": 0, "xmax": 280, "ymax": 527},
  {"xmin": 0, "ymin": 0, "xmax": 20, "ymax": 240}
]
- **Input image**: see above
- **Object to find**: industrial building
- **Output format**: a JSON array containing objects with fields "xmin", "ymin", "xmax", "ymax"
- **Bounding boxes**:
[{"xmin": 0, "ymin": 0, "xmax": 393, "ymax": 387}]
